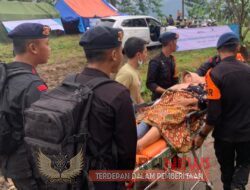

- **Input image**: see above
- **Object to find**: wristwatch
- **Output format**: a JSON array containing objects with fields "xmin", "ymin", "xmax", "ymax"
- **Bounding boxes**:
[{"xmin": 199, "ymin": 131, "xmax": 208, "ymax": 139}]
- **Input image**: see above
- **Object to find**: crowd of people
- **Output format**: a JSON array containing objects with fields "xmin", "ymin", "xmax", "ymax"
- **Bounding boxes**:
[
  {"xmin": 0, "ymin": 22, "xmax": 249, "ymax": 190},
  {"xmin": 165, "ymin": 13, "xmax": 218, "ymax": 29}
]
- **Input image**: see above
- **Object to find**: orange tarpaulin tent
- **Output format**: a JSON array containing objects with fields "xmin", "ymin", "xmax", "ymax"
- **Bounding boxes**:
[{"xmin": 64, "ymin": 0, "xmax": 119, "ymax": 18}]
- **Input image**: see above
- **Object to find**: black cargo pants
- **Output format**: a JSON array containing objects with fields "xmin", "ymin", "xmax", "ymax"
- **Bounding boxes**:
[{"xmin": 214, "ymin": 139, "xmax": 250, "ymax": 190}]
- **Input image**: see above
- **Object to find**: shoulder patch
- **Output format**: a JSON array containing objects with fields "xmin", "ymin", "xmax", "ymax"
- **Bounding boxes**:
[
  {"xmin": 37, "ymin": 84, "xmax": 48, "ymax": 92},
  {"xmin": 32, "ymin": 68, "xmax": 37, "ymax": 74},
  {"xmin": 236, "ymin": 53, "xmax": 245, "ymax": 62},
  {"xmin": 205, "ymin": 69, "xmax": 221, "ymax": 100}
]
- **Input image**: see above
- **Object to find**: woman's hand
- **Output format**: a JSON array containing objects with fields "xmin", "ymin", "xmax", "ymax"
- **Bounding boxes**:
[{"xmin": 192, "ymin": 135, "xmax": 205, "ymax": 150}]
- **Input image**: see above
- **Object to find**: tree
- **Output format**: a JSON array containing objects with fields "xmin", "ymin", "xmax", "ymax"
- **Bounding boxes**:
[
  {"xmin": 185, "ymin": 0, "xmax": 209, "ymax": 19},
  {"xmin": 206, "ymin": 0, "xmax": 250, "ymax": 42},
  {"xmin": 108, "ymin": 0, "xmax": 117, "ymax": 7},
  {"xmin": 116, "ymin": 0, "xmax": 138, "ymax": 15},
  {"xmin": 134, "ymin": 0, "xmax": 163, "ymax": 17},
  {"xmin": 185, "ymin": 0, "xmax": 250, "ymax": 42},
  {"xmin": 223, "ymin": 0, "xmax": 250, "ymax": 42},
  {"xmin": 114, "ymin": 0, "xmax": 163, "ymax": 17}
]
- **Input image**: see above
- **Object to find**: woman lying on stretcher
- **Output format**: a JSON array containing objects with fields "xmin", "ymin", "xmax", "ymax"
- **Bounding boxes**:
[{"xmin": 136, "ymin": 71, "xmax": 207, "ymax": 153}]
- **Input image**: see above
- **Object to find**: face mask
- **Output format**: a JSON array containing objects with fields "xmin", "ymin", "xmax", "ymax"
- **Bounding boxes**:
[{"xmin": 138, "ymin": 60, "xmax": 143, "ymax": 66}]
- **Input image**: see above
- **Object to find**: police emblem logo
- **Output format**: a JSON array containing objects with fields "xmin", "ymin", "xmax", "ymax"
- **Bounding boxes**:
[
  {"xmin": 37, "ymin": 149, "xmax": 84, "ymax": 183},
  {"xmin": 175, "ymin": 33, "xmax": 180, "ymax": 39},
  {"xmin": 42, "ymin": 26, "xmax": 51, "ymax": 36},
  {"xmin": 118, "ymin": 31, "xmax": 123, "ymax": 42}
]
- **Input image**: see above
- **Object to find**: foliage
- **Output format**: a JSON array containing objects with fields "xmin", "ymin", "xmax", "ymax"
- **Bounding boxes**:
[
  {"xmin": 108, "ymin": 0, "xmax": 117, "ymax": 6},
  {"xmin": 185, "ymin": 0, "xmax": 208, "ymax": 19},
  {"xmin": 6, "ymin": 0, "xmax": 56, "ymax": 5},
  {"xmin": 222, "ymin": 0, "xmax": 250, "ymax": 42},
  {"xmin": 185, "ymin": 0, "xmax": 250, "ymax": 42},
  {"xmin": 116, "ymin": 0, "xmax": 138, "ymax": 15},
  {"xmin": 108, "ymin": 0, "xmax": 163, "ymax": 17}
]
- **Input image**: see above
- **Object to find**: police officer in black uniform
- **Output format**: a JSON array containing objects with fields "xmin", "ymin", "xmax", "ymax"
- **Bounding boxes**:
[
  {"xmin": 193, "ymin": 32, "xmax": 250, "ymax": 190},
  {"xmin": 0, "ymin": 23, "xmax": 50, "ymax": 189},
  {"xmin": 196, "ymin": 55, "xmax": 221, "ymax": 76},
  {"xmin": 146, "ymin": 32, "xmax": 179, "ymax": 101},
  {"xmin": 78, "ymin": 26, "xmax": 137, "ymax": 190},
  {"xmin": 196, "ymin": 46, "xmax": 248, "ymax": 77}
]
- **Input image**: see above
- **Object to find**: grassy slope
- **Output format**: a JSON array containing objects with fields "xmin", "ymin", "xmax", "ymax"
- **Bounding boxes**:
[
  {"xmin": 0, "ymin": 35, "xmax": 216, "ymax": 65},
  {"xmin": 0, "ymin": 35, "xmax": 85, "ymax": 64},
  {"xmin": 0, "ymin": 33, "xmax": 248, "ymax": 101}
]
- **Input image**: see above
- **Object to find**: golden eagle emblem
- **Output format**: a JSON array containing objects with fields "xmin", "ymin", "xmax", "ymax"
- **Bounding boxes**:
[
  {"xmin": 42, "ymin": 26, "xmax": 51, "ymax": 36},
  {"xmin": 37, "ymin": 149, "xmax": 84, "ymax": 182}
]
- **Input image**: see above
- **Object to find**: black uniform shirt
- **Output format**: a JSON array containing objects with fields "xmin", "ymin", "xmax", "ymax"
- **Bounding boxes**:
[
  {"xmin": 206, "ymin": 56, "xmax": 250, "ymax": 142},
  {"xmin": 6, "ymin": 62, "xmax": 48, "ymax": 111},
  {"xmin": 146, "ymin": 52, "xmax": 178, "ymax": 100},
  {"xmin": 2, "ymin": 62, "xmax": 47, "ymax": 178},
  {"xmin": 77, "ymin": 68, "xmax": 137, "ymax": 171},
  {"xmin": 196, "ymin": 55, "xmax": 220, "ymax": 76}
]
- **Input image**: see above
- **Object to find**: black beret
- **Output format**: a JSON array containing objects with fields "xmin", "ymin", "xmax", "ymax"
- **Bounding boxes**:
[
  {"xmin": 216, "ymin": 32, "xmax": 239, "ymax": 49},
  {"xmin": 8, "ymin": 23, "xmax": 51, "ymax": 40},
  {"xmin": 79, "ymin": 26, "xmax": 123, "ymax": 50},
  {"xmin": 159, "ymin": 32, "xmax": 179, "ymax": 44}
]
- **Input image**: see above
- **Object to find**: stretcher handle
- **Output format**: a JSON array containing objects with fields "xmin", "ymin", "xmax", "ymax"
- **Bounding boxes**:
[{"xmin": 185, "ymin": 109, "xmax": 207, "ymax": 120}]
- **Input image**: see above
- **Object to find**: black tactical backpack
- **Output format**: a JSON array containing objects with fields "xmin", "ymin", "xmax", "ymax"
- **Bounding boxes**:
[
  {"xmin": 24, "ymin": 74, "xmax": 113, "ymax": 189},
  {"xmin": 0, "ymin": 62, "xmax": 33, "ymax": 155}
]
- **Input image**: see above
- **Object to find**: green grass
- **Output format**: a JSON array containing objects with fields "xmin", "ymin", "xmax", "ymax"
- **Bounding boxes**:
[
  {"xmin": 0, "ymin": 35, "xmax": 216, "ymax": 65},
  {"xmin": 174, "ymin": 48, "xmax": 217, "ymax": 71},
  {"xmin": 48, "ymin": 35, "xmax": 86, "ymax": 65},
  {"xmin": 0, "ymin": 35, "xmax": 85, "ymax": 64},
  {"xmin": 0, "ymin": 33, "xmax": 248, "ymax": 101},
  {"xmin": 0, "ymin": 42, "xmax": 12, "ymax": 62}
]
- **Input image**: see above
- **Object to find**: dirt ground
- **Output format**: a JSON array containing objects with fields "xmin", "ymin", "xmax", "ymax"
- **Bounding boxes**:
[
  {"xmin": 37, "ymin": 59, "xmax": 84, "ymax": 89},
  {"xmin": 150, "ymin": 135, "xmax": 250, "ymax": 190},
  {"xmin": 36, "ymin": 47, "xmax": 159, "ymax": 89}
]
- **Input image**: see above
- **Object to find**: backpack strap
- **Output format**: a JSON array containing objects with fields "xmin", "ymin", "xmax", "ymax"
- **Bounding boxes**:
[
  {"xmin": 85, "ymin": 77, "xmax": 114, "ymax": 90},
  {"xmin": 0, "ymin": 63, "xmax": 7, "ymax": 92},
  {"xmin": 63, "ymin": 75, "xmax": 116, "ymax": 169},
  {"xmin": 84, "ymin": 77, "xmax": 118, "ymax": 169},
  {"xmin": 0, "ymin": 62, "xmax": 33, "ymax": 97},
  {"xmin": 79, "ymin": 77, "xmax": 114, "ymax": 124},
  {"xmin": 63, "ymin": 75, "xmax": 115, "ymax": 144},
  {"xmin": 62, "ymin": 74, "xmax": 81, "ymax": 88}
]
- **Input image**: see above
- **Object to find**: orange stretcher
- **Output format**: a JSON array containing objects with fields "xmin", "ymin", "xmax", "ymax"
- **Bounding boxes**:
[
  {"xmin": 128, "ymin": 110, "xmax": 214, "ymax": 190},
  {"xmin": 136, "ymin": 139, "xmax": 167, "ymax": 165}
]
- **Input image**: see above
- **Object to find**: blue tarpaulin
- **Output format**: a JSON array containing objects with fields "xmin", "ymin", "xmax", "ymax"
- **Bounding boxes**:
[
  {"xmin": 55, "ymin": 0, "xmax": 120, "ymax": 34},
  {"xmin": 55, "ymin": 0, "xmax": 87, "ymax": 33}
]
